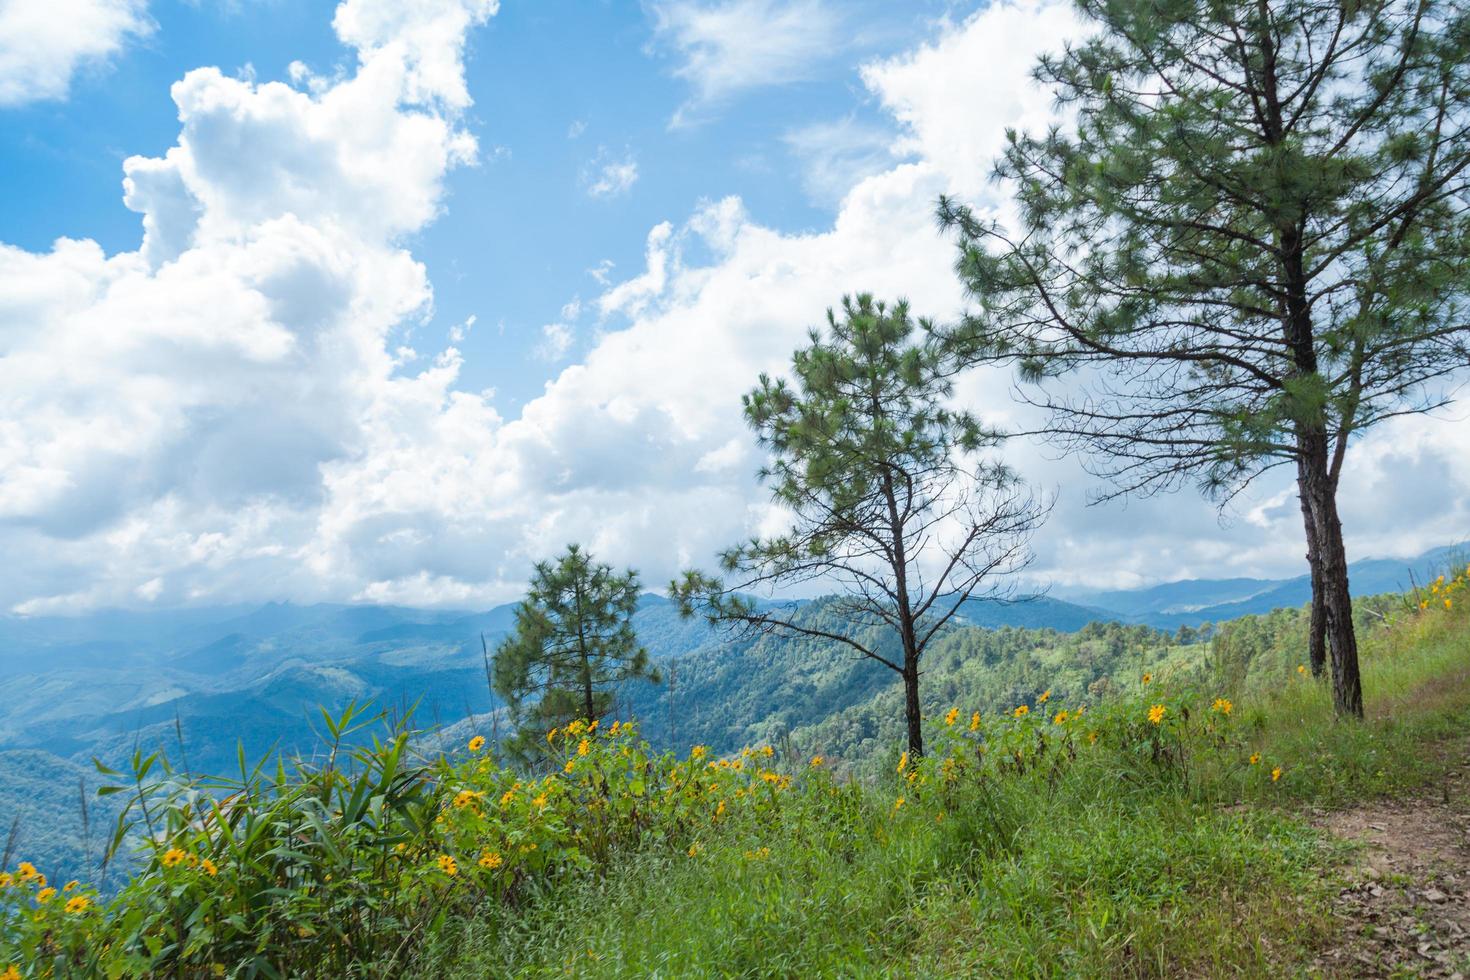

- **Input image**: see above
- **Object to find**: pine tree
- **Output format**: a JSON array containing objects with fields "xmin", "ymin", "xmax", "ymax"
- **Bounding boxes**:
[
  {"xmin": 493, "ymin": 545, "xmax": 658, "ymax": 754},
  {"xmin": 938, "ymin": 0, "xmax": 1470, "ymax": 717},
  {"xmin": 673, "ymin": 295, "xmax": 1047, "ymax": 756}
]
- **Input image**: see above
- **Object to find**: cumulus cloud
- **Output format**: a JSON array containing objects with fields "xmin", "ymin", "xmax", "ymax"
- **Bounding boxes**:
[
  {"xmin": 647, "ymin": 0, "xmax": 841, "ymax": 126},
  {"xmin": 0, "ymin": 0, "xmax": 503, "ymax": 611},
  {"xmin": 497, "ymin": 0, "xmax": 1469, "ymax": 594},
  {"xmin": 0, "ymin": 0, "xmax": 153, "ymax": 106},
  {"xmin": 2, "ymin": 0, "xmax": 1463, "ymax": 616}
]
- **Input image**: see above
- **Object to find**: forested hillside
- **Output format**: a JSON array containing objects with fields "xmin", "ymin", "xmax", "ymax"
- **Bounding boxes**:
[{"xmin": 4, "ymin": 574, "xmax": 1465, "ymax": 977}]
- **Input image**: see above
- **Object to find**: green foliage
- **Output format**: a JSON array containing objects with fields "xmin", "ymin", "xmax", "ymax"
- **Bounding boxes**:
[
  {"xmin": 674, "ymin": 294, "xmax": 1045, "ymax": 755},
  {"xmin": 0, "ymin": 752, "xmax": 126, "ymax": 895},
  {"xmin": 3, "ymin": 575, "xmax": 1467, "ymax": 976},
  {"xmin": 493, "ymin": 545, "xmax": 658, "ymax": 760}
]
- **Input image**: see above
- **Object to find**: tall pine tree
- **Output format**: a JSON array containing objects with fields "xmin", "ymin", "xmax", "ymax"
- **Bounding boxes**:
[{"xmin": 939, "ymin": 0, "xmax": 1470, "ymax": 717}]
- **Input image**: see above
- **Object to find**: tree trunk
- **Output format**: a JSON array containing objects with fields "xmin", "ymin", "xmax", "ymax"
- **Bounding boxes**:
[
  {"xmin": 1300, "ymin": 439, "xmax": 1363, "ymax": 718},
  {"xmin": 1296, "ymin": 470, "xmax": 1328, "ymax": 679},
  {"xmin": 902, "ymin": 655, "xmax": 924, "ymax": 757}
]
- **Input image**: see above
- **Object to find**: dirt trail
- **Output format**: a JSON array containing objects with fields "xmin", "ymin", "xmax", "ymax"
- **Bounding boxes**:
[{"xmin": 1315, "ymin": 745, "xmax": 1470, "ymax": 978}]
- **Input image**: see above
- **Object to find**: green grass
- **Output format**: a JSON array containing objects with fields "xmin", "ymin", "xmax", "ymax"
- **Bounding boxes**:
[{"xmin": 419, "ymin": 607, "xmax": 1469, "ymax": 979}]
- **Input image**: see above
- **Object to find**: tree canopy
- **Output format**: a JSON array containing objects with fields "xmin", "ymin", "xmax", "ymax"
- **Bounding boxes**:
[
  {"xmin": 673, "ymin": 294, "xmax": 1047, "ymax": 755},
  {"xmin": 493, "ymin": 544, "xmax": 658, "ymax": 756},
  {"xmin": 938, "ymin": 0, "xmax": 1470, "ymax": 717}
]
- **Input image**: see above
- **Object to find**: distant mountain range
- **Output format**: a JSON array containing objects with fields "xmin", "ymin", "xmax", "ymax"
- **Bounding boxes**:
[
  {"xmin": 0, "ymin": 542, "xmax": 1460, "ymax": 886},
  {"xmin": 1055, "ymin": 543, "xmax": 1464, "ymax": 629}
]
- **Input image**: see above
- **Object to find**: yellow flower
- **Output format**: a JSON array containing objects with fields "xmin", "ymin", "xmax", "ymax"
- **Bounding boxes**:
[
  {"xmin": 1013, "ymin": 704, "xmax": 1029, "ymax": 718},
  {"xmin": 453, "ymin": 789, "xmax": 482, "ymax": 809},
  {"xmin": 1249, "ymin": 753, "xmax": 1261, "ymax": 766},
  {"xmin": 761, "ymin": 745, "xmax": 775, "ymax": 758},
  {"xmin": 1037, "ymin": 689, "xmax": 1051, "ymax": 704},
  {"xmin": 1271, "ymin": 766, "xmax": 1283, "ymax": 782},
  {"xmin": 687, "ymin": 843, "xmax": 700, "ymax": 857},
  {"xmin": 16, "ymin": 862, "xmax": 36, "ymax": 882},
  {"xmin": 2, "ymin": 965, "xmax": 19, "ymax": 980},
  {"xmin": 161, "ymin": 849, "xmax": 188, "ymax": 868},
  {"xmin": 437, "ymin": 854, "xmax": 458, "ymax": 876},
  {"xmin": 896, "ymin": 751, "xmax": 909, "ymax": 773},
  {"xmin": 468, "ymin": 735, "xmax": 485, "ymax": 753},
  {"xmin": 546, "ymin": 727, "xmax": 559, "ymax": 744},
  {"xmin": 969, "ymin": 711, "xmax": 981, "ymax": 732},
  {"xmin": 1053, "ymin": 710, "xmax": 1068, "ymax": 725},
  {"xmin": 0, "ymin": 873, "xmax": 12, "ymax": 888},
  {"xmin": 893, "ymin": 796, "xmax": 905, "ymax": 810},
  {"xmin": 563, "ymin": 758, "xmax": 576, "ymax": 773},
  {"xmin": 1212, "ymin": 698, "xmax": 1233, "ymax": 715},
  {"xmin": 201, "ymin": 859, "xmax": 218, "ymax": 877},
  {"xmin": 810, "ymin": 755, "xmax": 824, "ymax": 767},
  {"xmin": 1141, "ymin": 673, "xmax": 1152, "ymax": 685},
  {"xmin": 578, "ymin": 738, "xmax": 591, "ymax": 757},
  {"xmin": 1446, "ymin": 598, "xmax": 1453, "ymax": 610},
  {"xmin": 944, "ymin": 707, "xmax": 959, "ymax": 727},
  {"xmin": 1147, "ymin": 704, "xmax": 1166, "ymax": 725},
  {"xmin": 64, "ymin": 895, "xmax": 89, "ymax": 914},
  {"xmin": 1297, "ymin": 664, "xmax": 1307, "ymax": 675},
  {"xmin": 478, "ymin": 851, "xmax": 503, "ymax": 870},
  {"xmin": 62, "ymin": 879, "xmax": 78, "ymax": 892},
  {"xmin": 1420, "ymin": 600, "xmax": 1430, "ymax": 610},
  {"xmin": 1087, "ymin": 731, "xmax": 1098, "ymax": 745},
  {"xmin": 715, "ymin": 800, "xmax": 726, "ymax": 818},
  {"xmin": 499, "ymin": 789, "xmax": 516, "ymax": 808},
  {"xmin": 533, "ymin": 793, "xmax": 549, "ymax": 808},
  {"xmin": 36, "ymin": 887, "xmax": 56, "ymax": 904},
  {"xmin": 690, "ymin": 745, "xmax": 707, "ymax": 761}
]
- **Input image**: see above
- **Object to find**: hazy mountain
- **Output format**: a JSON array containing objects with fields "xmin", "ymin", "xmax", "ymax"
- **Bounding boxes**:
[{"xmin": 1060, "ymin": 543, "xmax": 1463, "ymax": 628}]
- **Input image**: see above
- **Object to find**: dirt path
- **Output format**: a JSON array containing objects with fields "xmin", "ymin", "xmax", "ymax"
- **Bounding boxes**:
[{"xmin": 1315, "ymin": 746, "xmax": 1470, "ymax": 978}]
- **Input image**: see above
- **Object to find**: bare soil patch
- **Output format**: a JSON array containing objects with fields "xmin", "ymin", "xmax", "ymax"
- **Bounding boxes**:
[{"xmin": 1316, "ymin": 743, "xmax": 1470, "ymax": 978}]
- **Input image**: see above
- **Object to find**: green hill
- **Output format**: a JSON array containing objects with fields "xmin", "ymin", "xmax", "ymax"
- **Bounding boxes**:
[
  {"xmin": 3, "ymin": 578, "xmax": 1465, "ymax": 976},
  {"xmin": 0, "ymin": 750, "xmax": 125, "ymax": 890}
]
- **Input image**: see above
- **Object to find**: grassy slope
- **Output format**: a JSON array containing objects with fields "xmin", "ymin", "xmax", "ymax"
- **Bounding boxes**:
[{"xmin": 422, "ymin": 605, "xmax": 1470, "ymax": 978}]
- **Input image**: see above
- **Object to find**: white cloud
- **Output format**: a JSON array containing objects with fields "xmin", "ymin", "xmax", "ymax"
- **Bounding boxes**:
[
  {"xmin": 782, "ymin": 116, "xmax": 898, "ymax": 208},
  {"xmin": 537, "ymin": 322, "xmax": 573, "ymax": 361},
  {"xmin": 2, "ymin": 0, "xmax": 1464, "ymax": 617},
  {"xmin": 448, "ymin": 313, "xmax": 475, "ymax": 342},
  {"xmin": 0, "ymin": 0, "xmax": 504, "ymax": 611},
  {"xmin": 490, "ymin": 0, "xmax": 1470, "ymax": 594},
  {"xmin": 583, "ymin": 149, "xmax": 639, "ymax": 199},
  {"xmin": 0, "ymin": 0, "xmax": 153, "ymax": 106},
  {"xmin": 588, "ymin": 258, "xmax": 615, "ymax": 285},
  {"xmin": 566, "ymin": 119, "xmax": 586, "ymax": 139},
  {"xmin": 647, "ymin": 0, "xmax": 841, "ymax": 126}
]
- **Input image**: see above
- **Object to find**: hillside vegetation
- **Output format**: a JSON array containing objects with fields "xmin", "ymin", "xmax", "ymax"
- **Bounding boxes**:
[{"xmin": 2, "ymin": 570, "xmax": 1466, "ymax": 977}]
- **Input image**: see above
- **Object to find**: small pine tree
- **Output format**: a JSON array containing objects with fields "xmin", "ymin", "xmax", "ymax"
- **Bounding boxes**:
[
  {"xmin": 673, "ymin": 294, "xmax": 1046, "ymax": 757},
  {"xmin": 493, "ymin": 545, "xmax": 658, "ymax": 756}
]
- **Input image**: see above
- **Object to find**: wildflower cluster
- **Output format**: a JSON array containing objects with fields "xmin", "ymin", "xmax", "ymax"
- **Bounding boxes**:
[
  {"xmin": 1415, "ymin": 564, "xmax": 1470, "ymax": 613},
  {"xmin": 894, "ymin": 670, "xmax": 1281, "ymax": 819},
  {"xmin": 0, "ymin": 708, "xmax": 825, "ymax": 976}
]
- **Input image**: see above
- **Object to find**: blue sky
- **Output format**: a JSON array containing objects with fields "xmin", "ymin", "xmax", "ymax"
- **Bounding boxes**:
[
  {"xmin": 0, "ymin": 0, "xmax": 1465, "ymax": 614},
  {"xmin": 4, "ymin": 0, "xmax": 949, "ymax": 406}
]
